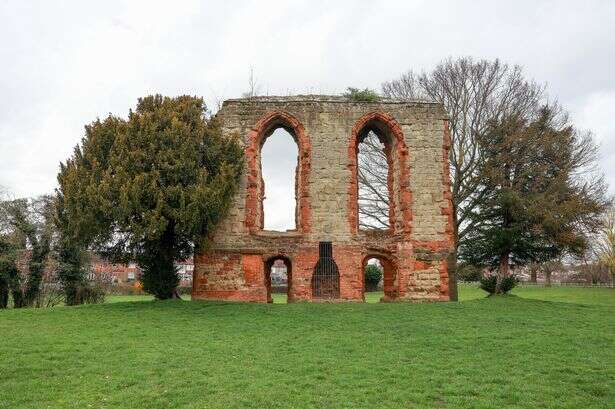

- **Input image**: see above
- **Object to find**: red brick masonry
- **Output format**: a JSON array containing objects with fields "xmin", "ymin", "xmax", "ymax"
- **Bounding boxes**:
[{"xmin": 193, "ymin": 96, "xmax": 455, "ymax": 303}]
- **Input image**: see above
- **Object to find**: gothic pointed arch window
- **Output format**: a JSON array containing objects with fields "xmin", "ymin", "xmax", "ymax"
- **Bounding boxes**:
[
  {"xmin": 357, "ymin": 130, "xmax": 390, "ymax": 229},
  {"xmin": 261, "ymin": 128, "xmax": 298, "ymax": 231},
  {"xmin": 245, "ymin": 112, "xmax": 311, "ymax": 233},
  {"xmin": 349, "ymin": 112, "xmax": 410, "ymax": 234}
]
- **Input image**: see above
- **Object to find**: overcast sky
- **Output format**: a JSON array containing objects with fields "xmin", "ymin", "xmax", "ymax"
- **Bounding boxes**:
[{"xmin": 1, "ymin": 1, "xmax": 614, "ymax": 229}]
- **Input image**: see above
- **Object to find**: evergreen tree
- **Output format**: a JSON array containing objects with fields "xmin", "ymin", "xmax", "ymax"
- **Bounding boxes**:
[
  {"xmin": 0, "ymin": 236, "xmax": 19, "ymax": 309},
  {"xmin": 54, "ymin": 193, "xmax": 90, "ymax": 305},
  {"xmin": 364, "ymin": 264, "xmax": 383, "ymax": 292},
  {"xmin": 460, "ymin": 106, "xmax": 608, "ymax": 293},
  {"xmin": 0, "ymin": 197, "xmax": 54, "ymax": 307},
  {"xmin": 57, "ymin": 95, "xmax": 243, "ymax": 299},
  {"xmin": 0, "ymin": 197, "xmax": 13, "ymax": 308}
]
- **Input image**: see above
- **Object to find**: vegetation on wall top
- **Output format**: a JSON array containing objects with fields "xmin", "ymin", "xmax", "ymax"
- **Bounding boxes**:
[{"xmin": 344, "ymin": 87, "xmax": 381, "ymax": 102}]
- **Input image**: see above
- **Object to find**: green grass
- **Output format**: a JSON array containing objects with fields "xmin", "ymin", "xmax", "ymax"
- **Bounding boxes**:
[
  {"xmin": 1, "ymin": 286, "xmax": 614, "ymax": 408},
  {"xmin": 268, "ymin": 285, "xmax": 615, "ymax": 306},
  {"xmin": 105, "ymin": 294, "xmax": 155, "ymax": 303}
]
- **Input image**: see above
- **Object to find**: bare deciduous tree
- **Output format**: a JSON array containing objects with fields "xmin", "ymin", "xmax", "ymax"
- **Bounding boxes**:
[
  {"xmin": 358, "ymin": 132, "xmax": 390, "ymax": 229},
  {"xmin": 596, "ymin": 205, "xmax": 615, "ymax": 285},
  {"xmin": 577, "ymin": 240, "xmax": 610, "ymax": 285},
  {"xmin": 381, "ymin": 57, "xmax": 545, "ymax": 247},
  {"xmin": 242, "ymin": 67, "xmax": 261, "ymax": 98}
]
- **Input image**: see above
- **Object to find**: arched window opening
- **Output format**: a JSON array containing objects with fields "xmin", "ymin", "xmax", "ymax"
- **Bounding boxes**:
[
  {"xmin": 357, "ymin": 130, "xmax": 391, "ymax": 230},
  {"xmin": 261, "ymin": 127, "xmax": 298, "ymax": 231},
  {"xmin": 363, "ymin": 255, "xmax": 397, "ymax": 302},
  {"xmin": 265, "ymin": 256, "xmax": 292, "ymax": 303}
]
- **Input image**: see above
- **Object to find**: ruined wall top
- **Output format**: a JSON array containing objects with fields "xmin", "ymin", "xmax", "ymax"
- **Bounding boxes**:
[
  {"xmin": 223, "ymin": 94, "xmax": 440, "ymax": 105},
  {"xmin": 220, "ymin": 95, "xmax": 447, "ymax": 117}
]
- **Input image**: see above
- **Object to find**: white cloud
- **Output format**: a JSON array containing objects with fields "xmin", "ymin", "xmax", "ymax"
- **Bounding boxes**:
[{"xmin": 571, "ymin": 90, "xmax": 615, "ymax": 195}]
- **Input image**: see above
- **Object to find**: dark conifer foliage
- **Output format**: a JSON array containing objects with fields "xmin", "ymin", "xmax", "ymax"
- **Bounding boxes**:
[
  {"xmin": 460, "ymin": 106, "xmax": 608, "ymax": 293},
  {"xmin": 0, "ymin": 237, "xmax": 19, "ymax": 309},
  {"xmin": 57, "ymin": 95, "xmax": 243, "ymax": 299}
]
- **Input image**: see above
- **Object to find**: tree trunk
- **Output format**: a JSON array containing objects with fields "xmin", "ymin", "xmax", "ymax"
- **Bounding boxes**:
[
  {"xmin": 499, "ymin": 253, "xmax": 510, "ymax": 277},
  {"xmin": 452, "ymin": 202, "xmax": 460, "ymax": 251},
  {"xmin": 586, "ymin": 266, "xmax": 593, "ymax": 285},
  {"xmin": 448, "ymin": 250, "xmax": 459, "ymax": 301},
  {"xmin": 64, "ymin": 282, "xmax": 82, "ymax": 306},
  {"xmin": 139, "ymin": 226, "xmax": 180, "ymax": 300},
  {"xmin": 545, "ymin": 271, "xmax": 552, "ymax": 287},
  {"xmin": 530, "ymin": 269, "xmax": 537, "ymax": 283},
  {"xmin": 24, "ymin": 262, "xmax": 44, "ymax": 307},
  {"xmin": 0, "ymin": 278, "xmax": 8, "ymax": 309},
  {"xmin": 448, "ymin": 210, "xmax": 459, "ymax": 302},
  {"xmin": 9, "ymin": 270, "xmax": 25, "ymax": 308},
  {"xmin": 497, "ymin": 252, "xmax": 510, "ymax": 293},
  {"xmin": 11, "ymin": 288, "xmax": 25, "ymax": 308}
]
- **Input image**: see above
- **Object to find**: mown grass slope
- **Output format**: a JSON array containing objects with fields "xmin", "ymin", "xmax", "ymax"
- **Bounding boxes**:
[{"xmin": 1, "ymin": 286, "xmax": 613, "ymax": 408}]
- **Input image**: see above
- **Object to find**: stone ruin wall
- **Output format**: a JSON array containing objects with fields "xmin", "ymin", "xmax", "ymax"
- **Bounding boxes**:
[{"xmin": 193, "ymin": 96, "xmax": 456, "ymax": 302}]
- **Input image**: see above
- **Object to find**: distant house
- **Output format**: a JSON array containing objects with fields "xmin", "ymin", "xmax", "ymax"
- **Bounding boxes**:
[
  {"xmin": 89, "ymin": 255, "xmax": 193, "ymax": 286},
  {"xmin": 89, "ymin": 255, "xmax": 140, "ymax": 284},
  {"xmin": 270, "ymin": 259, "xmax": 288, "ymax": 285},
  {"xmin": 175, "ymin": 257, "xmax": 194, "ymax": 286}
]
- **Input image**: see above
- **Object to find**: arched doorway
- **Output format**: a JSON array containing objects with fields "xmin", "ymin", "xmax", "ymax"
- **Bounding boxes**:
[
  {"xmin": 363, "ymin": 255, "xmax": 397, "ymax": 302},
  {"xmin": 264, "ymin": 256, "xmax": 292, "ymax": 303}
]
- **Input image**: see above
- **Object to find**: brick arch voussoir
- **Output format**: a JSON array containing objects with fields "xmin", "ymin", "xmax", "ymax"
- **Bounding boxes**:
[{"xmin": 351, "ymin": 111, "xmax": 407, "ymax": 149}]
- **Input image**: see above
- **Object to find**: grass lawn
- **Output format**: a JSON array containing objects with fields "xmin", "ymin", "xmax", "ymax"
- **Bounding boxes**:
[{"xmin": 1, "ymin": 286, "xmax": 613, "ymax": 408}]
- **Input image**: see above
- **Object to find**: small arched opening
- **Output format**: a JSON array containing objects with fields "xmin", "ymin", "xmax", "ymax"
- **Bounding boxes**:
[
  {"xmin": 363, "ymin": 255, "xmax": 397, "ymax": 302},
  {"xmin": 264, "ymin": 256, "xmax": 292, "ymax": 303}
]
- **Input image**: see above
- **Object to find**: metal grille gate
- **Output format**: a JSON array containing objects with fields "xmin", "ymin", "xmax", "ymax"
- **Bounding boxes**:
[{"xmin": 312, "ymin": 242, "xmax": 340, "ymax": 299}]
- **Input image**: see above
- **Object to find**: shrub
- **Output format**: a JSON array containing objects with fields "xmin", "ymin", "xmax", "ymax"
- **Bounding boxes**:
[
  {"xmin": 76, "ymin": 283, "xmax": 106, "ymax": 304},
  {"xmin": 364, "ymin": 264, "xmax": 382, "ymax": 292},
  {"xmin": 344, "ymin": 87, "xmax": 380, "ymax": 102},
  {"xmin": 106, "ymin": 283, "xmax": 145, "ymax": 296},
  {"xmin": 499, "ymin": 275, "xmax": 518, "ymax": 294},
  {"xmin": 480, "ymin": 275, "xmax": 498, "ymax": 295},
  {"xmin": 457, "ymin": 262, "xmax": 483, "ymax": 282},
  {"xmin": 480, "ymin": 274, "xmax": 518, "ymax": 295}
]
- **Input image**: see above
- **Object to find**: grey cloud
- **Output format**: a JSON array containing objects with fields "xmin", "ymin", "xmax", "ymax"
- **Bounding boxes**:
[{"xmin": 1, "ymin": 0, "xmax": 614, "ymax": 220}]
